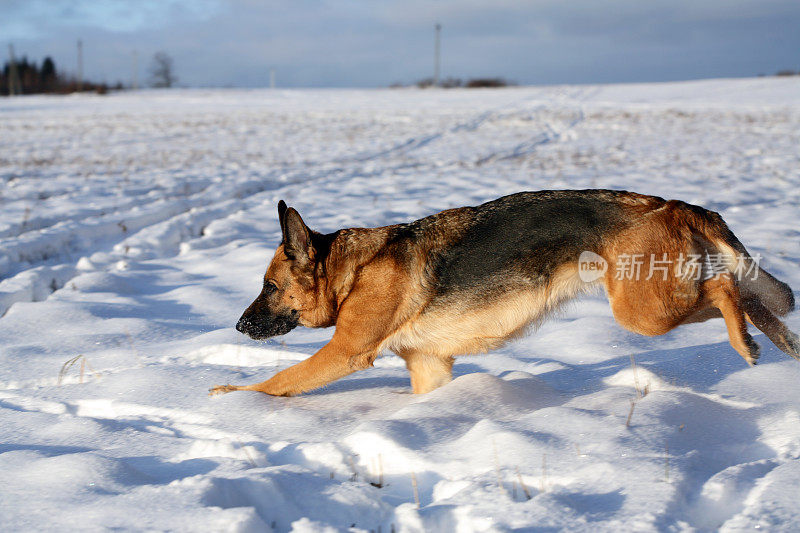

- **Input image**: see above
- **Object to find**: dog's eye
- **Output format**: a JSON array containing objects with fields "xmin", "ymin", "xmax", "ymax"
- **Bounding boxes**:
[{"xmin": 263, "ymin": 280, "xmax": 278, "ymax": 293}]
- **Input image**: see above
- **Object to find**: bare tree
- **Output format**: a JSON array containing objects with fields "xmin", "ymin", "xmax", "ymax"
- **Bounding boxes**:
[{"xmin": 148, "ymin": 52, "xmax": 177, "ymax": 88}]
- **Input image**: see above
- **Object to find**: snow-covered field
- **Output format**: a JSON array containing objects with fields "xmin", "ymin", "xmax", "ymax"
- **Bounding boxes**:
[{"xmin": 1, "ymin": 78, "xmax": 799, "ymax": 531}]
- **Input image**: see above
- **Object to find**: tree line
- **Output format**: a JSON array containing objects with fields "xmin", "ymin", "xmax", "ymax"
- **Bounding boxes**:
[
  {"xmin": 1, "ymin": 52, "xmax": 177, "ymax": 96},
  {"xmin": 1, "ymin": 56, "xmax": 118, "ymax": 95}
]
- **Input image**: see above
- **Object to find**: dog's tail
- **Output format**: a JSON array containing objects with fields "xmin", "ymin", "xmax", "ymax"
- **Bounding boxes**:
[
  {"xmin": 694, "ymin": 206, "xmax": 799, "ymax": 360},
  {"xmin": 704, "ymin": 215, "xmax": 795, "ymax": 317}
]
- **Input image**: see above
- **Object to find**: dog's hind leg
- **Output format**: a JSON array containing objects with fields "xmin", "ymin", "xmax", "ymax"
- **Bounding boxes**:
[
  {"xmin": 702, "ymin": 274, "xmax": 761, "ymax": 366},
  {"xmin": 741, "ymin": 297, "xmax": 800, "ymax": 361},
  {"xmin": 397, "ymin": 350, "xmax": 454, "ymax": 394}
]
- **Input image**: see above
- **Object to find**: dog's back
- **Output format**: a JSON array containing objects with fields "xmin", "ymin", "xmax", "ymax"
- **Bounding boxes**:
[{"xmin": 384, "ymin": 190, "xmax": 659, "ymax": 359}]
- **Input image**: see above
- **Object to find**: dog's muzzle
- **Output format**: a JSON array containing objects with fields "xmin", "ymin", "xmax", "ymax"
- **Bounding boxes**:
[{"xmin": 236, "ymin": 311, "xmax": 299, "ymax": 339}]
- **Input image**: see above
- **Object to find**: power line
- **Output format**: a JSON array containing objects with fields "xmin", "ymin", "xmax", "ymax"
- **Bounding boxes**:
[
  {"xmin": 132, "ymin": 50, "xmax": 138, "ymax": 90},
  {"xmin": 434, "ymin": 23, "xmax": 441, "ymax": 87},
  {"xmin": 77, "ymin": 39, "xmax": 83, "ymax": 91}
]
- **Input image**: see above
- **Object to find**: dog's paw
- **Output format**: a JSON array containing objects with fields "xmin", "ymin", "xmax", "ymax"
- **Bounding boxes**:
[
  {"xmin": 208, "ymin": 384, "xmax": 238, "ymax": 396},
  {"xmin": 744, "ymin": 337, "xmax": 761, "ymax": 367}
]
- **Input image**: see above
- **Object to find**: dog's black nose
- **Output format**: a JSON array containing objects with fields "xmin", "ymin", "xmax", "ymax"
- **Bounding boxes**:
[{"xmin": 236, "ymin": 318, "xmax": 248, "ymax": 334}]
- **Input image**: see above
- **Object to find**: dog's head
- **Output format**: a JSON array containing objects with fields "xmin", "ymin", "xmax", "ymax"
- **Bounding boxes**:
[{"xmin": 236, "ymin": 200, "xmax": 328, "ymax": 340}]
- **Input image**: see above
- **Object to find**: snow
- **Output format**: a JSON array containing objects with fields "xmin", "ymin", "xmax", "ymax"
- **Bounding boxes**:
[{"xmin": 1, "ymin": 77, "xmax": 799, "ymax": 531}]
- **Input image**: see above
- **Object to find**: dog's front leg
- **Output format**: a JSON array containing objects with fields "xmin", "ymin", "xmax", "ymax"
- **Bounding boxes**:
[{"xmin": 209, "ymin": 336, "xmax": 377, "ymax": 396}]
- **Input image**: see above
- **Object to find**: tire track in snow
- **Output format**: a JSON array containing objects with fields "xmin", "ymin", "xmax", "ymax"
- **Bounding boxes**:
[
  {"xmin": 475, "ymin": 108, "xmax": 585, "ymax": 166},
  {"xmin": 339, "ymin": 93, "xmax": 544, "ymax": 164},
  {"xmin": 474, "ymin": 85, "xmax": 595, "ymax": 166},
  {"xmin": 0, "ymin": 156, "xmax": 429, "ymax": 317},
  {"xmin": 2, "ymin": 109, "xmax": 481, "ymax": 281},
  {"xmin": 0, "ymin": 177, "xmax": 214, "ymax": 240},
  {"xmin": 340, "ymin": 109, "xmax": 494, "ymax": 163},
  {"xmin": 0, "ymin": 102, "xmax": 521, "ymax": 316}
]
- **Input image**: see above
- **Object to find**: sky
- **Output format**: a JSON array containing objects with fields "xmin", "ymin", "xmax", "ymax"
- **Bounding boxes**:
[{"xmin": 2, "ymin": 0, "xmax": 799, "ymax": 88}]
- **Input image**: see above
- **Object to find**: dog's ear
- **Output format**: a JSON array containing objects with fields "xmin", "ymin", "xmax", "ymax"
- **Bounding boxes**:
[
  {"xmin": 277, "ymin": 200, "xmax": 288, "ymax": 235},
  {"xmin": 282, "ymin": 207, "xmax": 313, "ymax": 264}
]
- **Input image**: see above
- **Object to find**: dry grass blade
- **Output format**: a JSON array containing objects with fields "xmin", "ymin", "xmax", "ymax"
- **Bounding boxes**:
[
  {"xmin": 411, "ymin": 471, "xmax": 420, "ymax": 508},
  {"xmin": 630, "ymin": 353, "xmax": 642, "ymax": 398},
  {"xmin": 58, "ymin": 355, "xmax": 83, "ymax": 385},
  {"xmin": 236, "ymin": 440, "xmax": 258, "ymax": 468},
  {"xmin": 493, "ymin": 439, "xmax": 506, "ymax": 495},
  {"xmin": 540, "ymin": 453, "xmax": 548, "ymax": 493},
  {"xmin": 626, "ymin": 398, "xmax": 637, "ymax": 427},
  {"xmin": 58, "ymin": 354, "xmax": 100, "ymax": 385},
  {"xmin": 516, "ymin": 467, "xmax": 532, "ymax": 500},
  {"xmin": 369, "ymin": 454, "xmax": 385, "ymax": 488},
  {"xmin": 124, "ymin": 328, "xmax": 145, "ymax": 367},
  {"xmin": 347, "ymin": 456, "xmax": 359, "ymax": 482}
]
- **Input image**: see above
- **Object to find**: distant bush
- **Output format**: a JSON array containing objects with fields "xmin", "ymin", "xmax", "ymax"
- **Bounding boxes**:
[
  {"xmin": 465, "ymin": 77, "xmax": 510, "ymax": 88},
  {"xmin": 440, "ymin": 77, "xmax": 463, "ymax": 88},
  {"xmin": 410, "ymin": 76, "xmax": 513, "ymax": 89},
  {"xmin": 775, "ymin": 70, "xmax": 799, "ymax": 77}
]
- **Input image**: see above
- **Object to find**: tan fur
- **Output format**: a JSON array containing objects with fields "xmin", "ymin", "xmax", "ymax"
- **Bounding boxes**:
[
  {"xmin": 600, "ymin": 200, "xmax": 795, "ymax": 366},
  {"xmin": 386, "ymin": 265, "xmax": 587, "ymax": 357}
]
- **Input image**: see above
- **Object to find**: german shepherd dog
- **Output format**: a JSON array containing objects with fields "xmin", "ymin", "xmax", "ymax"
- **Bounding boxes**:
[{"xmin": 210, "ymin": 190, "xmax": 798, "ymax": 397}]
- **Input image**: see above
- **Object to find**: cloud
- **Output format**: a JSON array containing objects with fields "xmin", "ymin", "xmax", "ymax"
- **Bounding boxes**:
[
  {"xmin": 2, "ymin": 0, "xmax": 221, "ymax": 38},
  {"xmin": 2, "ymin": 0, "xmax": 799, "ymax": 87}
]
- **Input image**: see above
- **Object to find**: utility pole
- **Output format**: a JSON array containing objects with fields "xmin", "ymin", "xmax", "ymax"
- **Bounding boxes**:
[
  {"xmin": 434, "ymin": 23, "xmax": 441, "ymax": 87},
  {"xmin": 269, "ymin": 68, "xmax": 275, "ymax": 89},
  {"xmin": 77, "ymin": 39, "xmax": 83, "ymax": 91},
  {"xmin": 7, "ymin": 44, "xmax": 21, "ymax": 96},
  {"xmin": 132, "ymin": 50, "xmax": 138, "ymax": 90}
]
